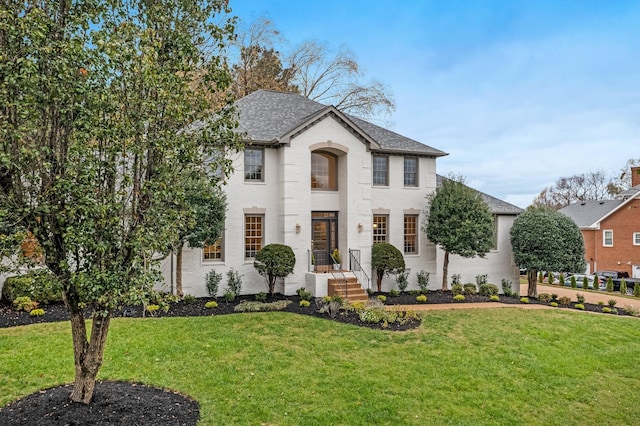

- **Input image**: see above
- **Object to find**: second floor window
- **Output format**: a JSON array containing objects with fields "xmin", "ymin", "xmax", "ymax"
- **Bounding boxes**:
[
  {"xmin": 404, "ymin": 157, "xmax": 418, "ymax": 187},
  {"xmin": 311, "ymin": 151, "xmax": 338, "ymax": 190},
  {"xmin": 245, "ymin": 148, "xmax": 264, "ymax": 182},
  {"xmin": 372, "ymin": 155, "xmax": 388, "ymax": 186},
  {"xmin": 603, "ymin": 230, "xmax": 613, "ymax": 247}
]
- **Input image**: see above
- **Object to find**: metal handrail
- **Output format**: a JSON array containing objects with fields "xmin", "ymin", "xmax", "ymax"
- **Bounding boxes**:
[{"xmin": 348, "ymin": 249, "xmax": 370, "ymax": 291}]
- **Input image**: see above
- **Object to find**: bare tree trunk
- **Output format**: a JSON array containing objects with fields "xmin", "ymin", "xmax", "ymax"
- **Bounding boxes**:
[
  {"xmin": 68, "ymin": 307, "xmax": 112, "ymax": 404},
  {"xmin": 376, "ymin": 270, "xmax": 383, "ymax": 292},
  {"xmin": 527, "ymin": 268, "xmax": 538, "ymax": 298},
  {"xmin": 176, "ymin": 242, "xmax": 184, "ymax": 297},
  {"xmin": 442, "ymin": 250, "xmax": 450, "ymax": 291}
]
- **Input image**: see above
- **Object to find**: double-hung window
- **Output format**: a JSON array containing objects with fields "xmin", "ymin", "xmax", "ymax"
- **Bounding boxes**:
[
  {"xmin": 373, "ymin": 215, "xmax": 388, "ymax": 243},
  {"xmin": 372, "ymin": 155, "xmax": 389, "ymax": 186},
  {"xmin": 603, "ymin": 229, "xmax": 613, "ymax": 247},
  {"xmin": 633, "ymin": 232, "xmax": 640, "ymax": 246},
  {"xmin": 203, "ymin": 235, "xmax": 224, "ymax": 261},
  {"xmin": 404, "ymin": 157, "xmax": 418, "ymax": 187},
  {"xmin": 244, "ymin": 148, "xmax": 264, "ymax": 182},
  {"xmin": 404, "ymin": 215, "xmax": 418, "ymax": 254}
]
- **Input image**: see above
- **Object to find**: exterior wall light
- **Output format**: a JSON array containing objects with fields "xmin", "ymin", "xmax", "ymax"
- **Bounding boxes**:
[
  {"xmin": 295, "ymin": 223, "xmax": 301, "ymax": 234},
  {"xmin": 358, "ymin": 223, "xmax": 363, "ymax": 232}
]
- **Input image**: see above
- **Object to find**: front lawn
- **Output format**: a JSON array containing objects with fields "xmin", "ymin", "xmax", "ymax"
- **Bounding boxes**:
[{"xmin": 1, "ymin": 309, "xmax": 639, "ymax": 425}]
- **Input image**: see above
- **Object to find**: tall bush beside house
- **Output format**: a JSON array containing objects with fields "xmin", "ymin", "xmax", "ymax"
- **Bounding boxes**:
[
  {"xmin": 371, "ymin": 243, "xmax": 405, "ymax": 292},
  {"xmin": 582, "ymin": 276, "xmax": 589, "ymax": 290},
  {"xmin": 538, "ymin": 271, "xmax": 544, "ymax": 284},
  {"xmin": 254, "ymin": 244, "xmax": 296, "ymax": 296},
  {"xmin": 205, "ymin": 270, "xmax": 222, "ymax": 297},
  {"xmin": 570, "ymin": 275, "xmax": 577, "ymax": 288},
  {"xmin": 416, "ymin": 270, "xmax": 430, "ymax": 293},
  {"xmin": 634, "ymin": 282, "xmax": 640, "ymax": 297},
  {"xmin": 620, "ymin": 279, "xmax": 627, "ymax": 295},
  {"xmin": 396, "ymin": 270, "xmax": 409, "ymax": 293},
  {"xmin": 423, "ymin": 176, "xmax": 494, "ymax": 290},
  {"xmin": 559, "ymin": 273, "xmax": 564, "ymax": 286},
  {"xmin": 510, "ymin": 207, "xmax": 585, "ymax": 298},
  {"xmin": 226, "ymin": 269, "xmax": 243, "ymax": 298}
]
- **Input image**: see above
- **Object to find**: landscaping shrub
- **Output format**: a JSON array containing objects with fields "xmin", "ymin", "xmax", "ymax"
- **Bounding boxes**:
[
  {"xmin": 501, "ymin": 278, "xmax": 514, "ymax": 297},
  {"xmin": 234, "ymin": 300, "xmax": 291, "ymax": 312},
  {"xmin": 389, "ymin": 289, "xmax": 400, "ymax": 297},
  {"xmin": 29, "ymin": 308, "xmax": 45, "ymax": 317},
  {"xmin": 204, "ymin": 301, "xmax": 218, "ymax": 309},
  {"xmin": 183, "ymin": 294, "xmax": 196, "ymax": 304},
  {"xmin": 223, "ymin": 290, "xmax": 236, "ymax": 302},
  {"xmin": 593, "ymin": 274, "xmax": 599, "ymax": 289},
  {"xmin": 576, "ymin": 293, "xmax": 585, "ymax": 304},
  {"xmin": 551, "ymin": 293, "xmax": 558, "ymax": 302},
  {"xmin": 451, "ymin": 283, "xmax": 463, "ymax": 296},
  {"xmin": 377, "ymin": 295, "xmax": 387, "ymax": 303},
  {"xmin": 603, "ymin": 307, "xmax": 612, "ymax": 313},
  {"xmin": 12, "ymin": 296, "xmax": 38, "ymax": 312},
  {"xmin": 359, "ymin": 308, "xmax": 385, "ymax": 324},
  {"xmin": 606, "ymin": 277, "xmax": 613, "ymax": 293},
  {"xmin": 538, "ymin": 271, "xmax": 543, "ymax": 283},
  {"xmin": 582, "ymin": 276, "xmax": 589, "ymax": 290},
  {"xmin": 550, "ymin": 302, "xmax": 559, "ymax": 307},
  {"xmin": 226, "ymin": 269, "xmax": 243, "ymax": 297},
  {"xmin": 451, "ymin": 274, "xmax": 461, "ymax": 286},
  {"xmin": 635, "ymin": 283, "xmax": 640, "ymax": 298},
  {"xmin": 254, "ymin": 244, "xmax": 296, "ymax": 295},
  {"xmin": 416, "ymin": 270, "xmax": 430, "ymax": 293},
  {"xmin": 371, "ymin": 243, "xmax": 405, "ymax": 292},
  {"xmin": 620, "ymin": 279, "xmax": 627, "ymax": 295},
  {"xmin": 558, "ymin": 296, "xmax": 571, "ymax": 305},
  {"xmin": 559, "ymin": 273, "xmax": 565, "ymax": 286},
  {"xmin": 548, "ymin": 272, "xmax": 554, "ymax": 284},
  {"xmin": 570, "ymin": 275, "xmax": 577, "ymax": 288},
  {"xmin": 597, "ymin": 301, "xmax": 605, "ymax": 306},
  {"xmin": 204, "ymin": 270, "xmax": 222, "ymax": 297},
  {"xmin": 478, "ymin": 284, "xmax": 499, "ymax": 297},
  {"xmin": 608, "ymin": 299, "xmax": 617, "ymax": 308},
  {"xmin": 299, "ymin": 300, "xmax": 311, "ymax": 307},
  {"xmin": 463, "ymin": 283, "xmax": 477, "ymax": 295},
  {"xmin": 538, "ymin": 293, "xmax": 552, "ymax": 303},
  {"xmin": 520, "ymin": 297, "xmax": 529, "ymax": 304},
  {"xmin": 624, "ymin": 305, "xmax": 640, "ymax": 317},
  {"xmin": 489, "ymin": 295, "xmax": 500, "ymax": 302},
  {"xmin": 574, "ymin": 304, "xmax": 585, "ymax": 310},
  {"xmin": 416, "ymin": 294, "xmax": 427, "ymax": 303},
  {"xmin": 475, "ymin": 274, "xmax": 488, "ymax": 286},
  {"xmin": 350, "ymin": 301, "xmax": 366, "ymax": 312},
  {"xmin": 1, "ymin": 272, "xmax": 62, "ymax": 304},
  {"xmin": 453, "ymin": 294, "xmax": 465, "ymax": 302},
  {"xmin": 255, "ymin": 292, "xmax": 267, "ymax": 302},
  {"xmin": 145, "ymin": 304, "xmax": 160, "ymax": 315},
  {"xmin": 396, "ymin": 270, "xmax": 409, "ymax": 293},
  {"xmin": 296, "ymin": 287, "xmax": 313, "ymax": 301}
]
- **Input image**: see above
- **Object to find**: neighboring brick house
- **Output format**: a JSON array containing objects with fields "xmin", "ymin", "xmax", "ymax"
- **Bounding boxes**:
[
  {"xmin": 559, "ymin": 167, "xmax": 640, "ymax": 278},
  {"xmin": 160, "ymin": 90, "xmax": 523, "ymax": 297}
]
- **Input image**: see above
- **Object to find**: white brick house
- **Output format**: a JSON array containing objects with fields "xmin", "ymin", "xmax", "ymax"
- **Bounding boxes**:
[{"xmin": 160, "ymin": 90, "xmax": 522, "ymax": 297}]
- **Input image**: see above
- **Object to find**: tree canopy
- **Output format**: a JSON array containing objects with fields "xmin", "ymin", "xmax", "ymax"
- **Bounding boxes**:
[
  {"xmin": 229, "ymin": 18, "xmax": 395, "ymax": 120},
  {"xmin": 371, "ymin": 243, "xmax": 405, "ymax": 292},
  {"xmin": 254, "ymin": 244, "xmax": 296, "ymax": 295},
  {"xmin": 0, "ymin": 0, "xmax": 239, "ymax": 404},
  {"xmin": 510, "ymin": 207, "xmax": 586, "ymax": 297},
  {"xmin": 424, "ymin": 177, "xmax": 494, "ymax": 290}
]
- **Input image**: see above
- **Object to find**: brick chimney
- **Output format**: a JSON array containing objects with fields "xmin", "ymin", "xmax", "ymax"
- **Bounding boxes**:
[{"xmin": 633, "ymin": 166, "xmax": 640, "ymax": 188}]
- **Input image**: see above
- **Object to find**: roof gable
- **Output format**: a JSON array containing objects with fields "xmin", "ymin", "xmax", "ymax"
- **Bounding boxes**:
[
  {"xmin": 436, "ymin": 175, "xmax": 523, "ymax": 215},
  {"xmin": 559, "ymin": 191, "xmax": 640, "ymax": 228},
  {"xmin": 235, "ymin": 90, "xmax": 447, "ymax": 157}
]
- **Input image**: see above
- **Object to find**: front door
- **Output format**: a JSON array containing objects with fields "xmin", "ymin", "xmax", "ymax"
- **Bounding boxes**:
[
  {"xmin": 634, "ymin": 265, "xmax": 640, "ymax": 279},
  {"xmin": 312, "ymin": 212, "xmax": 338, "ymax": 270}
]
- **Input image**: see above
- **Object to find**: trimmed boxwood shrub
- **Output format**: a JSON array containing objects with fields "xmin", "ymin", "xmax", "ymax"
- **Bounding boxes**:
[
  {"xmin": 478, "ymin": 283, "xmax": 499, "ymax": 297},
  {"xmin": 1, "ymin": 271, "xmax": 62, "ymax": 304},
  {"xmin": 463, "ymin": 283, "xmax": 477, "ymax": 295}
]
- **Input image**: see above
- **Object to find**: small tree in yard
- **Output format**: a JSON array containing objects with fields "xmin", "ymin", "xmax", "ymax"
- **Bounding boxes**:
[
  {"xmin": 371, "ymin": 243, "xmax": 405, "ymax": 292},
  {"xmin": 510, "ymin": 207, "xmax": 585, "ymax": 298},
  {"xmin": 424, "ymin": 177, "xmax": 494, "ymax": 290},
  {"xmin": 254, "ymin": 244, "xmax": 296, "ymax": 296}
]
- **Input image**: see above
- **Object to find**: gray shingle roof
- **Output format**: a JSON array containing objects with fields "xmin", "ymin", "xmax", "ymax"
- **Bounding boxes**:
[
  {"xmin": 235, "ymin": 90, "xmax": 447, "ymax": 157},
  {"xmin": 436, "ymin": 175, "xmax": 523, "ymax": 215},
  {"xmin": 559, "ymin": 200, "xmax": 623, "ymax": 228}
]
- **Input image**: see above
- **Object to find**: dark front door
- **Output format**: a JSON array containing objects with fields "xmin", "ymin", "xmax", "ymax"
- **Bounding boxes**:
[{"xmin": 312, "ymin": 212, "xmax": 338, "ymax": 269}]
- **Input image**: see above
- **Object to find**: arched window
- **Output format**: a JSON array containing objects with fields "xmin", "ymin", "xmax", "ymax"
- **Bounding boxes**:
[{"xmin": 311, "ymin": 151, "xmax": 338, "ymax": 190}]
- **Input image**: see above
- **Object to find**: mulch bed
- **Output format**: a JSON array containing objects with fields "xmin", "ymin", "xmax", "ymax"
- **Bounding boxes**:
[{"xmin": 0, "ymin": 289, "xmax": 634, "ymax": 425}]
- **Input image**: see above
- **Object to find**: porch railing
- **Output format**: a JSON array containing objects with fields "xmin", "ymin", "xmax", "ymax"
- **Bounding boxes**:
[
  {"xmin": 308, "ymin": 250, "xmax": 337, "ymax": 273},
  {"xmin": 348, "ymin": 249, "xmax": 370, "ymax": 291}
]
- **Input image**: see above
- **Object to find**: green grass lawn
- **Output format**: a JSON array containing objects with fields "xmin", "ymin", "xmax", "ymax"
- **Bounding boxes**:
[{"xmin": 2, "ymin": 309, "xmax": 640, "ymax": 425}]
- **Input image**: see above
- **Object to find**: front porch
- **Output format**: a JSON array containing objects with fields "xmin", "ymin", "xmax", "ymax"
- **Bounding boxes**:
[{"xmin": 304, "ymin": 249, "xmax": 370, "ymax": 302}]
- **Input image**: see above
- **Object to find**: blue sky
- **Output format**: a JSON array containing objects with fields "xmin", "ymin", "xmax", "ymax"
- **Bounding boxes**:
[{"xmin": 229, "ymin": 0, "xmax": 640, "ymax": 207}]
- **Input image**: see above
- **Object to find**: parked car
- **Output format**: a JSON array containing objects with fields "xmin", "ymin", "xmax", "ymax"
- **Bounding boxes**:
[
  {"xmin": 563, "ymin": 274, "xmax": 599, "ymax": 290},
  {"xmin": 595, "ymin": 271, "xmax": 638, "ymax": 294}
]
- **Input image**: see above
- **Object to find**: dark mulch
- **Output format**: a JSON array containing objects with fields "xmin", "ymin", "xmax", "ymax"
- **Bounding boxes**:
[
  {"xmin": 0, "ymin": 381, "xmax": 199, "ymax": 426},
  {"xmin": 0, "ymin": 289, "xmax": 633, "ymax": 425}
]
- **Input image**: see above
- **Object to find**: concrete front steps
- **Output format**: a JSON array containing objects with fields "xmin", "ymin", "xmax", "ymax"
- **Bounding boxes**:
[{"xmin": 327, "ymin": 272, "xmax": 369, "ymax": 302}]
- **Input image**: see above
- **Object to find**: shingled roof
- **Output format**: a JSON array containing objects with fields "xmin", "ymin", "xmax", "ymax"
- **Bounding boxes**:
[
  {"xmin": 235, "ymin": 90, "xmax": 447, "ymax": 157},
  {"xmin": 436, "ymin": 175, "xmax": 523, "ymax": 215}
]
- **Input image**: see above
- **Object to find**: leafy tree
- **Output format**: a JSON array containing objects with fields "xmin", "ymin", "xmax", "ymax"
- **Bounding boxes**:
[
  {"xmin": 424, "ymin": 177, "xmax": 494, "ymax": 290},
  {"xmin": 174, "ymin": 181, "xmax": 226, "ymax": 297},
  {"xmin": 0, "ymin": 0, "xmax": 238, "ymax": 404},
  {"xmin": 254, "ymin": 244, "xmax": 296, "ymax": 295},
  {"xmin": 371, "ymin": 243, "xmax": 405, "ymax": 292},
  {"xmin": 510, "ymin": 207, "xmax": 586, "ymax": 298}
]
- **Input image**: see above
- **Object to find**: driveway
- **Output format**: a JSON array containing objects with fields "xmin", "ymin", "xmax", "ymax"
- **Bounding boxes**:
[{"xmin": 520, "ymin": 283, "xmax": 639, "ymax": 308}]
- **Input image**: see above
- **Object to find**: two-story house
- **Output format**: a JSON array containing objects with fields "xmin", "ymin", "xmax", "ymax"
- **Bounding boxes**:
[
  {"xmin": 162, "ymin": 90, "xmax": 522, "ymax": 297},
  {"xmin": 560, "ymin": 167, "xmax": 640, "ymax": 278}
]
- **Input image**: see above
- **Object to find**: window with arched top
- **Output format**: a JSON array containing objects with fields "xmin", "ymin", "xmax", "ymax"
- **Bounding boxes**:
[{"xmin": 311, "ymin": 151, "xmax": 338, "ymax": 190}]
